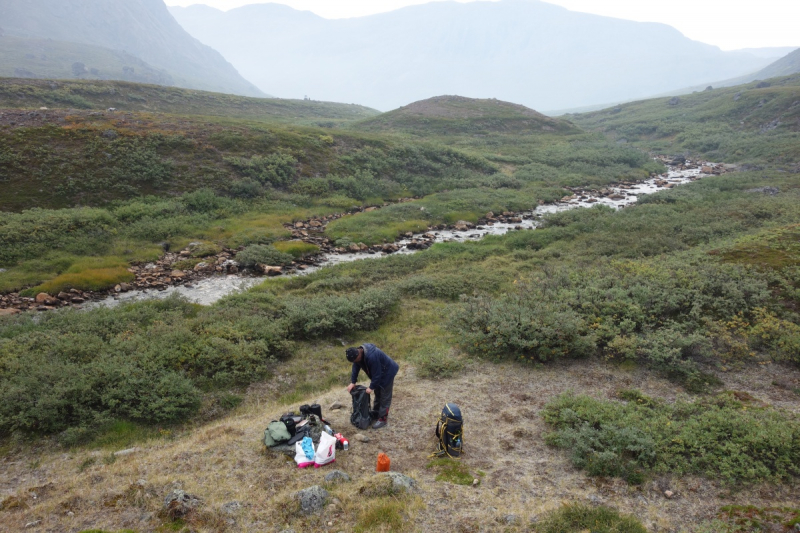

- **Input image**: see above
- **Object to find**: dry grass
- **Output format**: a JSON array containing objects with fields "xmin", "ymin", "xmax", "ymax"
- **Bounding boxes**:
[{"xmin": 0, "ymin": 352, "xmax": 798, "ymax": 532}]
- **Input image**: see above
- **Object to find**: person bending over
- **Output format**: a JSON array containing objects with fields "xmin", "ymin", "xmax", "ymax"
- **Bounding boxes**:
[{"xmin": 345, "ymin": 344, "xmax": 399, "ymax": 429}]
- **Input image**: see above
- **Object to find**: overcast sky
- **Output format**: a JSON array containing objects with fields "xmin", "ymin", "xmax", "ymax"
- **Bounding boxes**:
[{"xmin": 163, "ymin": 0, "xmax": 800, "ymax": 51}]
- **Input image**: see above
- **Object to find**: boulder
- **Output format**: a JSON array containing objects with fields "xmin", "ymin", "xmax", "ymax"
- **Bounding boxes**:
[
  {"xmin": 35, "ymin": 293, "xmax": 59, "ymax": 306},
  {"xmin": 170, "ymin": 270, "xmax": 185, "ymax": 279},
  {"xmin": 258, "ymin": 265, "xmax": 283, "ymax": 277},
  {"xmin": 0, "ymin": 308, "xmax": 21, "ymax": 317},
  {"xmin": 163, "ymin": 489, "xmax": 201, "ymax": 519},
  {"xmin": 295, "ymin": 486, "xmax": 328, "ymax": 515}
]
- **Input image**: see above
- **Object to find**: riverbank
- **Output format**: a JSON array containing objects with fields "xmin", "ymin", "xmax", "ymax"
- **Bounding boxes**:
[{"xmin": 0, "ymin": 157, "xmax": 729, "ymax": 313}]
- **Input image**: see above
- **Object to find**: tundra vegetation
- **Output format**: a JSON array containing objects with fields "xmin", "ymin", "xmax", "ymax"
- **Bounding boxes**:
[{"xmin": 0, "ymin": 76, "xmax": 799, "ymax": 532}]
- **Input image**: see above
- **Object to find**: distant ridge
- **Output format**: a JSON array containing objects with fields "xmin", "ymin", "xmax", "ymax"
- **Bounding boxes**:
[
  {"xmin": 170, "ymin": 0, "xmax": 771, "ymax": 111},
  {"xmin": 0, "ymin": 0, "xmax": 263, "ymax": 97}
]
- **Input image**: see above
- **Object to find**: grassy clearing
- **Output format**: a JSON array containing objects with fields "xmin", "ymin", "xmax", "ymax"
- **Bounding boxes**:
[
  {"xmin": 273, "ymin": 240, "xmax": 320, "ymax": 258},
  {"xmin": 21, "ymin": 266, "xmax": 134, "ymax": 296}
]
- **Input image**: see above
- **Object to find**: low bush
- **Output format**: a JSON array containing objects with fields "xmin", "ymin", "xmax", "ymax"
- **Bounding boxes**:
[
  {"xmin": 543, "ymin": 391, "xmax": 800, "ymax": 484},
  {"xmin": 235, "ymin": 244, "xmax": 293, "ymax": 267},
  {"xmin": 450, "ymin": 293, "xmax": 597, "ymax": 362},
  {"xmin": 532, "ymin": 504, "xmax": 647, "ymax": 533},
  {"xmin": 283, "ymin": 287, "xmax": 399, "ymax": 339}
]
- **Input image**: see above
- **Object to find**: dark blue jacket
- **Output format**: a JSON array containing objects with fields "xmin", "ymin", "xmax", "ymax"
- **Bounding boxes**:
[{"xmin": 350, "ymin": 343, "xmax": 399, "ymax": 390}]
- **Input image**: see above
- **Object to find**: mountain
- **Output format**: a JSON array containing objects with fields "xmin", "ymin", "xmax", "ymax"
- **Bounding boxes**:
[
  {"xmin": 169, "ymin": 0, "xmax": 771, "ymax": 111},
  {"xmin": 743, "ymin": 48, "xmax": 800, "ymax": 81},
  {"xmin": 0, "ymin": 35, "xmax": 174, "ymax": 86},
  {"xmin": 353, "ymin": 95, "xmax": 579, "ymax": 137},
  {"xmin": 0, "ymin": 0, "xmax": 263, "ymax": 97},
  {"xmin": 658, "ymin": 47, "xmax": 800, "ymax": 97}
]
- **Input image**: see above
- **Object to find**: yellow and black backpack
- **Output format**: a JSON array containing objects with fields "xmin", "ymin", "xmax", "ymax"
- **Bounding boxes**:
[{"xmin": 433, "ymin": 403, "xmax": 463, "ymax": 458}]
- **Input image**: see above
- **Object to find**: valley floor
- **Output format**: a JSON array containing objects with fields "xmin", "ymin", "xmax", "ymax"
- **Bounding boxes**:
[{"xmin": 2, "ymin": 357, "xmax": 798, "ymax": 532}]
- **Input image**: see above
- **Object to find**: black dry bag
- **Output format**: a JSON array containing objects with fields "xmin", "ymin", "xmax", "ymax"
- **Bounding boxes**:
[{"xmin": 350, "ymin": 385, "xmax": 372, "ymax": 430}]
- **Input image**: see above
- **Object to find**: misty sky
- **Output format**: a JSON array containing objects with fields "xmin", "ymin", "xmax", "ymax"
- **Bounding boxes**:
[{"xmin": 163, "ymin": 0, "xmax": 800, "ymax": 51}]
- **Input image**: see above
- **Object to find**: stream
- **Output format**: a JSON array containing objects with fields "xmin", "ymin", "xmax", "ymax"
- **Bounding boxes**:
[{"xmin": 88, "ymin": 161, "xmax": 713, "ymax": 308}]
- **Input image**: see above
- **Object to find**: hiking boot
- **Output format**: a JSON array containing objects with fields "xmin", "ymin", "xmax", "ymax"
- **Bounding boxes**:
[{"xmin": 372, "ymin": 418, "xmax": 388, "ymax": 429}]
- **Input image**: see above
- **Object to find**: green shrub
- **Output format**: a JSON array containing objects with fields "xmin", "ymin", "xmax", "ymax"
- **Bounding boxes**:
[
  {"xmin": 235, "ymin": 244, "xmax": 293, "ymax": 267},
  {"xmin": 543, "ymin": 391, "xmax": 800, "ymax": 484},
  {"xmin": 283, "ymin": 287, "xmax": 399, "ymax": 339},
  {"xmin": 450, "ymin": 293, "xmax": 596, "ymax": 362},
  {"xmin": 225, "ymin": 153, "xmax": 299, "ymax": 187},
  {"xmin": 533, "ymin": 504, "xmax": 647, "ymax": 533}
]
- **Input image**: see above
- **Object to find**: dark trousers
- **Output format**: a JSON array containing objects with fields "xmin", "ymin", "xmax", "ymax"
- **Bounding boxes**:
[{"xmin": 372, "ymin": 380, "xmax": 394, "ymax": 420}]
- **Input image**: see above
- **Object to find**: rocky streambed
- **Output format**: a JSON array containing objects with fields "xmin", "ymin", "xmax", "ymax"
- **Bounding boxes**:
[{"xmin": 0, "ymin": 157, "xmax": 731, "ymax": 312}]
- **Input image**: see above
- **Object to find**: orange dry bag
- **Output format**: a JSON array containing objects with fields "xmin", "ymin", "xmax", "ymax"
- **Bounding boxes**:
[{"xmin": 376, "ymin": 452, "xmax": 391, "ymax": 472}]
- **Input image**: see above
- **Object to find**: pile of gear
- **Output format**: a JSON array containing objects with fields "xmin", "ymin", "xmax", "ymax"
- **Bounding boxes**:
[{"xmin": 263, "ymin": 404, "xmax": 349, "ymax": 468}]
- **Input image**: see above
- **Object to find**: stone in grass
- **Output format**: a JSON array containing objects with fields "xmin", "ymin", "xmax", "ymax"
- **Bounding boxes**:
[
  {"xmin": 163, "ymin": 489, "xmax": 201, "ymax": 519},
  {"xmin": 295, "ymin": 485, "xmax": 328, "ymax": 515},
  {"xmin": 324, "ymin": 470, "xmax": 351, "ymax": 484},
  {"xmin": 359, "ymin": 472, "xmax": 416, "ymax": 498},
  {"xmin": 221, "ymin": 500, "xmax": 243, "ymax": 514}
]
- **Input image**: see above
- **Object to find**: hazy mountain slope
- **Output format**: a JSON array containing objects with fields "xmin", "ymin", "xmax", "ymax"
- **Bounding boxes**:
[
  {"xmin": 0, "ymin": 78, "xmax": 379, "ymax": 125},
  {"xmin": 570, "ymin": 74, "xmax": 800, "ymax": 166},
  {"xmin": 748, "ymin": 48, "xmax": 800, "ymax": 80},
  {"xmin": 0, "ymin": 35, "xmax": 174, "ymax": 86},
  {"xmin": 170, "ymin": 0, "xmax": 770, "ymax": 111},
  {"xmin": 0, "ymin": 0, "xmax": 263, "ymax": 97}
]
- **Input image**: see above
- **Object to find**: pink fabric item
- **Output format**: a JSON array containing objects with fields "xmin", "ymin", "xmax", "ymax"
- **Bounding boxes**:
[
  {"xmin": 296, "ymin": 461, "xmax": 315, "ymax": 469},
  {"xmin": 313, "ymin": 458, "xmax": 335, "ymax": 468}
]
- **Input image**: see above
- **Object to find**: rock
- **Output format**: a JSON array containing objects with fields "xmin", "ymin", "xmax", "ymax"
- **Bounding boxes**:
[
  {"xmin": 228, "ymin": 264, "xmax": 238, "ymax": 274},
  {"xmin": 114, "ymin": 447, "xmax": 137, "ymax": 457},
  {"xmin": 502, "ymin": 514, "xmax": 519, "ymax": 525},
  {"xmin": 24, "ymin": 521, "xmax": 41, "ymax": 528},
  {"xmin": 329, "ymin": 401, "xmax": 344, "ymax": 410},
  {"xmin": 71, "ymin": 297, "xmax": 85, "ymax": 304},
  {"xmin": 309, "ymin": 220, "xmax": 322, "ymax": 228},
  {"xmin": 170, "ymin": 270, "xmax": 185, "ymax": 279},
  {"xmin": 473, "ymin": 478, "xmax": 479, "ymax": 486},
  {"xmin": 324, "ymin": 470, "xmax": 351, "ymax": 484},
  {"xmin": 348, "ymin": 244, "xmax": 361, "ymax": 253},
  {"xmin": 664, "ymin": 490, "xmax": 674, "ymax": 499},
  {"xmin": 35, "ymin": 292, "xmax": 58, "ymax": 305},
  {"xmin": 382, "ymin": 472, "xmax": 416, "ymax": 493},
  {"xmin": 119, "ymin": 283, "xmax": 131, "ymax": 292},
  {"xmin": 354, "ymin": 434, "xmax": 370, "ymax": 443},
  {"xmin": 668, "ymin": 97, "xmax": 680, "ymax": 106},
  {"xmin": 221, "ymin": 501, "xmax": 243, "ymax": 515},
  {"xmin": 193, "ymin": 262, "xmax": 209, "ymax": 272},
  {"xmin": 0, "ymin": 308, "xmax": 21, "ymax": 317},
  {"xmin": 163, "ymin": 489, "xmax": 201, "ymax": 519},
  {"xmin": 257, "ymin": 265, "xmax": 283, "ymax": 277},
  {"xmin": 295, "ymin": 486, "xmax": 328, "ymax": 515},
  {"xmin": 57, "ymin": 292, "xmax": 70, "ymax": 300}
]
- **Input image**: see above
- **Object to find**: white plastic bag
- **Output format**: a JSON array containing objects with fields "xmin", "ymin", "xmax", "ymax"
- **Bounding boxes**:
[
  {"xmin": 314, "ymin": 432, "xmax": 337, "ymax": 467},
  {"xmin": 294, "ymin": 440, "xmax": 315, "ymax": 469}
]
